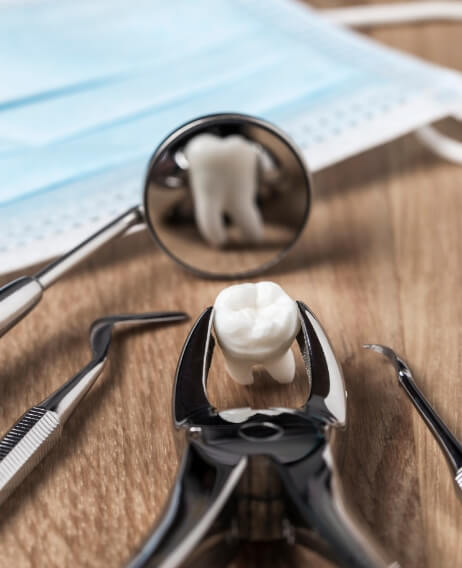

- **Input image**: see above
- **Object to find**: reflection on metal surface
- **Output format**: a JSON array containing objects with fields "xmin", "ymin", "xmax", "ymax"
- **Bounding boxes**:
[
  {"xmin": 144, "ymin": 113, "xmax": 312, "ymax": 278},
  {"xmin": 128, "ymin": 303, "xmax": 395, "ymax": 568}
]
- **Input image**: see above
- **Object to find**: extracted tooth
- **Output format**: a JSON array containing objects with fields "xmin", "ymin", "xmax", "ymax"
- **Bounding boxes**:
[
  {"xmin": 184, "ymin": 133, "xmax": 264, "ymax": 247},
  {"xmin": 213, "ymin": 282, "xmax": 300, "ymax": 385}
]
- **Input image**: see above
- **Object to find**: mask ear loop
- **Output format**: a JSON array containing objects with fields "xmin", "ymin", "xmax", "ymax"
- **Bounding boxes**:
[
  {"xmin": 415, "ymin": 121, "xmax": 462, "ymax": 165},
  {"xmin": 322, "ymin": 2, "xmax": 462, "ymax": 165},
  {"xmin": 322, "ymin": 2, "xmax": 462, "ymax": 27}
]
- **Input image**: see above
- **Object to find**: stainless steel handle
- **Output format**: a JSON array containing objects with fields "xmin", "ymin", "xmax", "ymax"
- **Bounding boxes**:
[
  {"xmin": 0, "ymin": 311, "xmax": 187, "ymax": 506},
  {"xmin": 280, "ymin": 446, "xmax": 394, "ymax": 568},
  {"xmin": 0, "ymin": 206, "xmax": 143, "ymax": 338},
  {"xmin": 0, "ymin": 407, "xmax": 62, "ymax": 505},
  {"xmin": 399, "ymin": 369, "xmax": 462, "ymax": 491},
  {"xmin": 365, "ymin": 344, "xmax": 462, "ymax": 496},
  {"xmin": 35, "ymin": 206, "xmax": 143, "ymax": 289},
  {"xmin": 0, "ymin": 276, "xmax": 43, "ymax": 337}
]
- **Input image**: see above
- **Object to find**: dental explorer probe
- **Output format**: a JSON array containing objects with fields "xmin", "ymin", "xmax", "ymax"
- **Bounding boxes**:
[
  {"xmin": 364, "ymin": 344, "xmax": 462, "ymax": 496},
  {"xmin": 0, "ymin": 310, "xmax": 187, "ymax": 506}
]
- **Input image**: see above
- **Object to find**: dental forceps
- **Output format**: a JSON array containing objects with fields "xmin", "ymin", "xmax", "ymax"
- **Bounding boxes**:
[
  {"xmin": 0, "ymin": 311, "xmax": 187, "ymax": 506},
  {"xmin": 365, "ymin": 344, "xmax": 462, "ymax": 496},
  {"xmin": 128, "ymin": 303, "xmax": 397, "ymax": 568}
]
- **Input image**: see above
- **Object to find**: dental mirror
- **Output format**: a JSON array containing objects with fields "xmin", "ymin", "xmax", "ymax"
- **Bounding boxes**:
[
  {"xmin": 0, "ymin": 113, "xmax": 312, "ymax": 337},
  {"xmin": 144, "ymin": 113, "xmax": 312, "ymax": 278}
]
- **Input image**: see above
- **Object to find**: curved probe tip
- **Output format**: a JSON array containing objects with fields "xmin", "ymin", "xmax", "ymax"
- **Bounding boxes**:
[
  {"xmin": 363, "ymin": 343, "xmax": 411, "ymax": 378},
  {"xmin": 363, "ymin": 343, "xmax": 396, "ymax": 359}
]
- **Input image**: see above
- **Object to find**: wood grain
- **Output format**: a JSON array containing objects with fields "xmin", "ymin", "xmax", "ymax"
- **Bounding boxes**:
[{"xmin": 0, "ymin": 3, "xmax": 461, "ymax": 566}]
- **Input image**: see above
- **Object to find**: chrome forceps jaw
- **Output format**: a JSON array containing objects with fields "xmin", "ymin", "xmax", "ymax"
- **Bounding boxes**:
[
  {"xmin": 172, "ymin": 301, "xmax": 346, "ymax": 429},
  {"xmin": 129, "ymin": 303, "xmax": 394, "ymax": 568}
]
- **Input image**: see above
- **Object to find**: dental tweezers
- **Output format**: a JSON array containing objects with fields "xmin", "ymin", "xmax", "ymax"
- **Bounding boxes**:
[
  {"xmin": 0, "ymin": 311, "xmax": 187, "ymax": 506},
  {"xmin": 128, "ymin": 303, "xmax": 398, "ymax": 568}
]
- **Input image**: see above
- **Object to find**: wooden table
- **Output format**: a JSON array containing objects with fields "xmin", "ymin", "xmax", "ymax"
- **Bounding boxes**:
[{"xmin": 0, "ymin": 2, "xmax": 460, "ymax": 566}]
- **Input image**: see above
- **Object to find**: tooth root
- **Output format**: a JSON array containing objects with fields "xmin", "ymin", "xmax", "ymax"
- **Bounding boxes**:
[
  {"xmin": 228, "ymin": 196, "xmax": 263, "ymax": 243},
  {"xmin": 223, "ymin": 354, "xmax": 255, "ymax": 386},
  {"xmin": 225, "ymin": 145, "xmax": 263, "ymax": 243},
  {"xmin": 265, "ymin": 349, "xmax": 296, "ymax": 384},
  {"xmin": 223, "ymin": 349, "xmax": 296, "ymax": 386},
  {"xmin": 192, "ymin": 189, "xmax": 227, "ymax": 247}
]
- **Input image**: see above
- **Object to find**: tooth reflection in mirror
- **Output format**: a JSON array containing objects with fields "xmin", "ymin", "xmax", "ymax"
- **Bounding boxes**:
[
  {"xmin": 184, "ymin": 133, "xmax": 265, "ymax": 247},
  {"xmin": 144, "ymin": 113, "xmax": 312, "ymax": 278}
]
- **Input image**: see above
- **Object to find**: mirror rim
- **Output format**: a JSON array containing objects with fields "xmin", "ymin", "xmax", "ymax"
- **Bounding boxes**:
[{"xmin": 143, "ymin": 112, "xmax": 313, "ymax": 280}]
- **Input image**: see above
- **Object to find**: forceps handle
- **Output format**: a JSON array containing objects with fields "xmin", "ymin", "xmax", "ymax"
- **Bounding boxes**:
[
  {"xmin": 0, "ymin": 406, "xmax": 62, "ymax": 505},
  {"xmin": 0, "ymin": 206, "xmax": 143, "ymax": 338}
]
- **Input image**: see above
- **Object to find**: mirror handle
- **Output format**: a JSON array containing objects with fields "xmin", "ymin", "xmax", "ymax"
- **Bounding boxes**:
[
  {"xmin": 0, "ymin": 206, "xmax": 143, "ymax": 337},
  {"xmin": 0, "ymin": 276, "xmax": 43, "ymax": 337}
]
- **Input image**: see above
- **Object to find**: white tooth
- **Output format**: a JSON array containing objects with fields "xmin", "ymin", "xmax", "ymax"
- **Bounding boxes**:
[
  {"xmin": 213, "ymin": 282, "xmax": 300, "ymax": 385},
  {"xmin": 184, "ymin": 133, "xmax": 264, "ymax": 247},
  {"xmin": 265, "ymin": 350, "xmax": 296, "ymax": 384}
]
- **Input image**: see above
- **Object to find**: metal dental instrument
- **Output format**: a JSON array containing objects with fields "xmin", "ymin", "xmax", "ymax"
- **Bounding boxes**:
[
  {"xmin": 0, "ymin": 113, "xmax": 312, "ymax": 339},
  {"xmin": 0, "ymin": 310, "xmax": 187, "ymax": 506},
  {"xmin": 128, "ymin": 303, "xmax": 397, "ymax": 568},
  {"xmin": 364, "ymin": 344, "xmax": 462, "ymax": 495}
]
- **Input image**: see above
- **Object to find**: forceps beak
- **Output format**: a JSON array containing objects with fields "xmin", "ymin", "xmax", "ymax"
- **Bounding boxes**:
[
  {"xmin": 296, "ymin": 301, "xmax": 347, "ymax": 427},
  {"xmin": 364, "ymin": 344, "xmax": 462, "ymax": 495},
  {"xmin": 173, "ymin": 306, "xmax": 216, "ymax": 427}
]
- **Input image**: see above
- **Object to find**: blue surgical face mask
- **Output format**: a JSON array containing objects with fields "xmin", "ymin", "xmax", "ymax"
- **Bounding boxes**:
[{"xmin": 0, "ymin": 0, "xmax": 461, "ymax": 272}]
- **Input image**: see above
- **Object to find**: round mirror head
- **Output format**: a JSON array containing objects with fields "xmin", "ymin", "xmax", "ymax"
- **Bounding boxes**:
[{"xmin": 144, "ymin": 113, "xmax": 312, "ymax": 278}]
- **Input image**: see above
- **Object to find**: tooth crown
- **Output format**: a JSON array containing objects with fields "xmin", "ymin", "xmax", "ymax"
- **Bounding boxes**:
[
  {"xmin": 214, "ymin": 282, "xmax": 300, "ymax": 362},
  {"xmin": 185, "ymin": 134, "xmax": 258, "ymax": 171}
]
